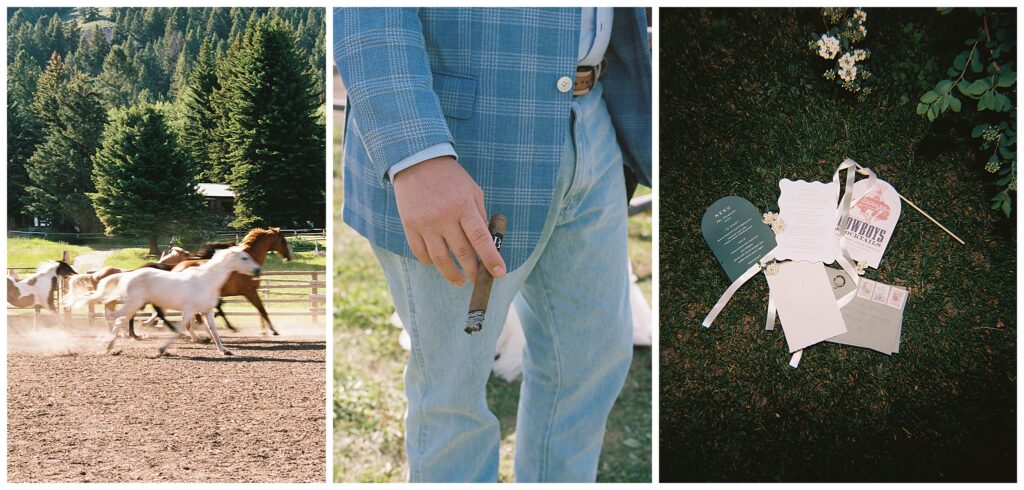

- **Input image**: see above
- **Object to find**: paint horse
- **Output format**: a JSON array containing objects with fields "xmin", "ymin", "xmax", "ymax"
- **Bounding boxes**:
[
  {"xmin": 162, "ymin": 227, "xmax": 292, "ymax": 336},
  {"xmin": 75, "ymin": 247, "xmax": 262, "ymax": 356},
  {"xmin": 7, "ymin": 261, "xmax": 78, "ymax": 328}
]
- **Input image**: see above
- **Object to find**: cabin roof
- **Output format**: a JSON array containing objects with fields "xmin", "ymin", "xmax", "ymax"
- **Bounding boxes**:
[{"xmin": 197, "ymin": 183, "xmax": 234, "ymax": 198}]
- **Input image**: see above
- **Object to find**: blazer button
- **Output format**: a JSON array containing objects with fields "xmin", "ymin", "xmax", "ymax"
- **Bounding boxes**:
[{"xmin": 557, "ymin": 76, "xmax": 573, "ymax": 93}]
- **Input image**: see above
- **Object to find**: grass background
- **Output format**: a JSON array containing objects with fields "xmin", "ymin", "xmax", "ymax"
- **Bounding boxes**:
[
  {"xmin": 659, "ymin": 8, "xmax": 1016, "ymax": 482},
  {"xmin": 332, "ymin": 102, "xmax": 653, "ymax": 481}
]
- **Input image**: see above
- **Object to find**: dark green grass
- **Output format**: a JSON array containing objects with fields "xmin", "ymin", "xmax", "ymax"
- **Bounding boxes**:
[{"xmin": 659, "ymin": 8, "xmax": 1016, "ymax": 482}]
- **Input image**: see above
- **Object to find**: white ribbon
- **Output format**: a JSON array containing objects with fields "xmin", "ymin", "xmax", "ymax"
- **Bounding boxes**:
[
  {"xmin": 789, "ymin": 350, "xmax": 803, "ymax": 368},
  {"xmin": 702, "ymin": 247, "xmax": 778, "ymax": 329},
  {"xmin": 765, "ymin": 293, "xmax": 776, "ymax": 331}
]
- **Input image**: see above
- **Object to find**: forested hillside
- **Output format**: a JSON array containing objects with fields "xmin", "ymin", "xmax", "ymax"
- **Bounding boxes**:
[{"xmin": 7, "ymin": 7, "xmax": 326, "ymax": 244}]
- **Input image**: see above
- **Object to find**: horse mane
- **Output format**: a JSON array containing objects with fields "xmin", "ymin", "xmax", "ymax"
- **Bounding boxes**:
[
  {"xmin": 239, "ymin": 227, "xmax": 281, "ymax": 248},
  {"xmin": 192, "ymin": 242, "xmax": 235, "ymax": 259}
]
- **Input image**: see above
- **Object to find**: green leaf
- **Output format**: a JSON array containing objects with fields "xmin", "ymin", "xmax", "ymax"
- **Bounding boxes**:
[
  {"xmin": 995, "ymin": 93, "xmax": 1012, "ymax": 112},
  {"xmin": 935, "ymin": 79, "xmax": 953, "ymax": 94},
  {"xmin": 1001, "ymin": 195, "xmax": 1011, "ymax": 217},
  {"xmin": 965, "ymin": 79, "xmax": 991, "ymax": 96},
  {"xmin": 916, "ymin": 102, "xmax": 929, "ymax": 115},
  {"xmin": 998, "ymin": 175, "xmax": 1012, "ymax": 186},
  {"xmin": 971, "ymin": 54, "xmax": 984, "ymax": 73},
  {"xmin": 957, "ymin": 80, "xmax": 972, "ymax": 95},
  {"xmin": 949, "ymin": 95, "xmax": 962, "ymax": 112},
  {"xmin": 953, "ymin": 51, "xmax": 968, "ymax": 71},
  {"xmin": 999, "ymin": 145, "xmax": 1015, "ymax": 160},
  {"xmin": 940, "ymin": 94, "xmax": 951, "ymax": 112},
  {"xmin": 927, "ymin": 103, "xmax": 939, "ymax": 121},
  {"xmin": 978, "ymin": 91, "xmax": 995, "ymax": 110},
  {"xmin": 972, "ymin": 123, "xmax": 988, "ymax": 137},
  {"xmin": 920, "ymin": 91, "xmax": 940, "ymax": 103}
]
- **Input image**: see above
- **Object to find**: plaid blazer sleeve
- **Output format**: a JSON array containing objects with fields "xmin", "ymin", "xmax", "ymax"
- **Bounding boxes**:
[{"xmin": 333, "ymin": 8, "xmax": 455, "ymax": 183}]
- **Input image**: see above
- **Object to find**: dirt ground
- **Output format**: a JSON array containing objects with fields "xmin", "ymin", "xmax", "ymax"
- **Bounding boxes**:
[{"xmin": 6, "ymin": 316, "xmax": 325, "ymax": 483}]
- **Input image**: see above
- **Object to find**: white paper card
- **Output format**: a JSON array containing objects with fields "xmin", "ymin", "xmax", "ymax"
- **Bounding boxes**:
[
  {"xmin": 765, "ymin": 261, "xmax": 847, "ymax": 352},
  {"xmin": 775, "ymin": 179, "xmax": 838, "ymax": 262},
  {"xmin": 840, "ymin": 179, "xmax": 902, "ymax": 269}
]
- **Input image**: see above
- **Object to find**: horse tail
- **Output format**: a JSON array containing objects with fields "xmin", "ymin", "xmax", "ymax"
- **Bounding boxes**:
[{"xmin": 71, "ymin": 274, "xmax": 121, "ymax": 310}]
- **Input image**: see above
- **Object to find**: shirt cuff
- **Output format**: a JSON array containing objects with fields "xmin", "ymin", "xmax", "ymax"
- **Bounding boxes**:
[{"xmin": 386, "ymin": 143, "xmax": 458, "ymax": 181}]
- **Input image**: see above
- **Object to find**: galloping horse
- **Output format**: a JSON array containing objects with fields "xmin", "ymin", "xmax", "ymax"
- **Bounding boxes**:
[
  {"xmin": 7, "ymin": 261, "xmax": 78, "ymax": 328},
  {"xmin": 66, "ymin": 246, "xmax": 191, "ymax": 300},
  {"xmin": 162, "ymin": 227, "xmax": 292, "ymax": 336},
  {"xmin": 74, "ymin": 247, "xmax": 262, "ymax": 356}
]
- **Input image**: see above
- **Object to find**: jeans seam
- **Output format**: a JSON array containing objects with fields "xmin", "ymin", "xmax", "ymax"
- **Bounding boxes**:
[
  {"xmin": 401, "ymin": 257, "xmax": 428, "ymax": 482},
  {"xmin": 531, "ymin": 262, "xmax": 563, "ymax": 482}
]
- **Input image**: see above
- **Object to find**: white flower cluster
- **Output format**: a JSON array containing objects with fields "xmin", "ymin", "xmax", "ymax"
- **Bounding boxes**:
[
  {"xmin": 810, "ymin": 8, "xmax": 871, "ymax": 94},
  {"xmin": 837, "ymin": 53, "xmax": 858, "ymax": 82},
  {"xmin": 762, "ymin": 212, "xmax": 786, "ymax": 234},
  {"xmin": 817, "ymin": 34, "xmax": 840, "ymax": 60}
]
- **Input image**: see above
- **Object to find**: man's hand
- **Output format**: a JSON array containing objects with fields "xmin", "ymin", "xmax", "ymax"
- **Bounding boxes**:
[{"xmin": 393, "ymin": 156, "xmax": 507, "ymax": 286}]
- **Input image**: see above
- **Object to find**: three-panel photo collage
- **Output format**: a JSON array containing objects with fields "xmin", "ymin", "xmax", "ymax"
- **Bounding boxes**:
[{"xmin": 2, "ymin": 4, "xmax": 1017, "ymax": 485}]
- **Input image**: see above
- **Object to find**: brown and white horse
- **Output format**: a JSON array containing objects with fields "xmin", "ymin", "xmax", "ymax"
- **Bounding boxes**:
[{"xmin": 7, "ymin": 261, "xmax": 77, "ymax": 328}]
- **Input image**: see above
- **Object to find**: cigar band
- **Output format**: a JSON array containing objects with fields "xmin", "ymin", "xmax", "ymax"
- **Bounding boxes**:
[{"xmin": 492, "ymin": 232, "xmax": 504, "ymax": 251}]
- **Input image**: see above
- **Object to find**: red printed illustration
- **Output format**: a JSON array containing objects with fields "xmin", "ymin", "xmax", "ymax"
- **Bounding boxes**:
[{"xmin": 854, "ymin": 188, "xmax": 891, "ymax": 224}]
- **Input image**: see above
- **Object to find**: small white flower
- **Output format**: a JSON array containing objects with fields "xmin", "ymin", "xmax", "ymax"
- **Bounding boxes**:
[
  {"xmin": 853, "ymin": 49, "xmax": 868, "ymax": 61},
  {"xmin": 762, "ymin": 212, "xmax": 778, "ymax": 225},
  {"xmin": 817, "ymin": 34, "xmax": 840, "ymax": 60},
  {"xmin": 857, "ymin": 24, "xmax": 867, "ymax": 38},
  {"xmin": 854, "ymin": 261, "xmax": 868, "ymax": 275},
  {"xmin": 838, "ymin": 65, "xmax": 858, "ymax": 82},
  {"xmin": 838, "ymin": 52, "xmax": 857, "ymax": 70},
  {"xmin": 764, "ymin": 262, "xmax": 780, "ymax": 276},
  {"xmin": 853, "ymin": 9, "xmax": 867, "ymax": 23},
  {"xmin": 771, "ymin": 220, "xmax": 786, "ymax": 235}
]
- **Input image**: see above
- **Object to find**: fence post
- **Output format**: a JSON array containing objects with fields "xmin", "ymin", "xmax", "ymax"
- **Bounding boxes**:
[
  {"xmin": 61, "ymin": 250, "xmax": 71, "ymax": 323},
  {"xmin": 311, "ymin": 271, "xmax": 319, "ymax": 323}
]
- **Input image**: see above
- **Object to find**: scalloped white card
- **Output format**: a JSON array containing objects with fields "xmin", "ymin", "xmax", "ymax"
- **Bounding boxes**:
[{"xmin": 774, "ymin": 179, "xmax": 839, "ymax": 262}]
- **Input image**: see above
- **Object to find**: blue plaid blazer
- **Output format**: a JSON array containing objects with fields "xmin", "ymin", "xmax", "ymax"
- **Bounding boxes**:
[{"xmin": 335, "ymin": 8, "xmax": 651, "ymax": 271}]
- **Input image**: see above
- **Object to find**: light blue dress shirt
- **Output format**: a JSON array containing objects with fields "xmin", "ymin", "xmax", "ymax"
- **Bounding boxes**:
[{"xmin": 386, "ymin": 8, "xmax": 614, "ymax": 180}]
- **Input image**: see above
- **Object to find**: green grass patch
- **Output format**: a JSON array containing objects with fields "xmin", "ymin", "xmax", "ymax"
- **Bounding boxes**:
[
  {"xmin": 6, "ymin": 237, "xmax": 92, "ymax": 269},
  {"xmin": 659, "ymin": 8, "xmax": 1015, "ymax": 483}
]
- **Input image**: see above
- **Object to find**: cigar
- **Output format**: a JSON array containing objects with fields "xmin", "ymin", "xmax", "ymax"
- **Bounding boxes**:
[{"xmin": 464, "ymin": 213, "xmax": 507, "ymax": 335}]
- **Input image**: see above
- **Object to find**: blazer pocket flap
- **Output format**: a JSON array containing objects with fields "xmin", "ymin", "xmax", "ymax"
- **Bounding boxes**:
[{"xmin": 432, "ymin": 72, "xmax": 477, "ymax": 120}]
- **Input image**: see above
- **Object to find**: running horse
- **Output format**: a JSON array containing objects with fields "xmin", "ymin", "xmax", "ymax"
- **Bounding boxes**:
[
  {"xmin": 7, "ymin": 260, "xmax": 78, "ymax": 328},
  {"xmin": 156, "ymin": 227, "xmax": 292, "ymax": 336}
]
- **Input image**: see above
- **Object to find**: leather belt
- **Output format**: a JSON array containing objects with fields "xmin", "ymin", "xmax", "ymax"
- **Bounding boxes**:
[{"xmin": 574, "ymin": 58, "xmax": 607, "ymax": 97}]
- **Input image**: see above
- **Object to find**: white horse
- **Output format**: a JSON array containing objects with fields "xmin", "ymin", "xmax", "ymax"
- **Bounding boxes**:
[
  {"xmin": 7, "ymin": 261, "xmax": 77, "ymax": 328},
  {"xmin": 65, "ymin": 246, "xmax": 191, "ymax": 304},
  {"xmin": 74, "ymin": 247, "xmax": 261, "ymax": 356}
]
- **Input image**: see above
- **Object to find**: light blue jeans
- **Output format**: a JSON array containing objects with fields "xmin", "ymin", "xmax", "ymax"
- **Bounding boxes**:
[{"xmin": 372, "ymin": 83, "xmax": 633, "ymax": 482}]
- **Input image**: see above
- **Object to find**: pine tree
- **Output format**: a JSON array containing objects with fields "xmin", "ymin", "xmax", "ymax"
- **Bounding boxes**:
[
  {"xmin": 95, "ymin": 45, "xmax": 138, "ymax": 108},
  {"xmin": 73, "ymin": 26, "xmax": 110, "ymax": 75},
  {"xmin": 8, "ymin": 50, "xmax": 44, "ymax": 226},
  {"xmin": 77, "ymin": 7, "xmax": 100, "ymax": 23},
  {"xmin": 23, "ymin": 73, "xmax": 108, "ymax": 232},
  {"xmin": 90, "ymin": 104, "xmax": 207, "ymax": 255},
  {"xmin": 32, "ymin": 52, "xmax": 68, "ymax": 129},
  {"xmin": 180, "ymin": 38, "xmax": 222, "ymax": 180},
  {"xmin": 216, "ymin": 16, "xmax": 325, "ymax": 228}
]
